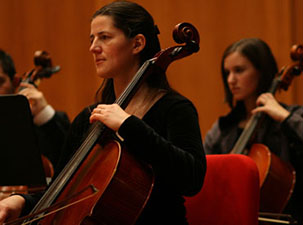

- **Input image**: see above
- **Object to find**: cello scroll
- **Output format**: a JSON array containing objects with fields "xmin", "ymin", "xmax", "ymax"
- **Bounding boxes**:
[
  {"xmin": 14, "ymin": 50, "xmax": 60, "ymax": 89},
  {"xmin": 149, "ymin": 22, "xmax": 200, "ymax": 76},
  {"xmin": 173, "ymin": 22, "xmax": 200, "ymax": 52},
  {"xmin": 278, "ymin": 44, "xmax": 303, "ymax": 91}
]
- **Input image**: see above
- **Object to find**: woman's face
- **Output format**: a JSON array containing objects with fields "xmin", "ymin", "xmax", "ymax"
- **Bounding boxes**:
[
  {"xmin": 224, "ymin": 51, "xmax": 260, "ymax": 102},
  {"xmin": 89, "ymin": 15, "xmax": 139, "ymax": 81},
  {"xmin": 0, "ymin": 66, "xmax": 14, "ymax": 94}
]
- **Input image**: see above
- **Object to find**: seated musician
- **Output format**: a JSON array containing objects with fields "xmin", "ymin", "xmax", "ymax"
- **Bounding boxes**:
[
  {"xmin": 0, "ymin": 1, "xmax": 206, "ymax": 224},
  {"xmin": 0, "ymin": 49, "xmax": 70, "ymax": 168},
  {"xmin": 203, "ymin": 38, "xmax": 303, "ymax": 223}
]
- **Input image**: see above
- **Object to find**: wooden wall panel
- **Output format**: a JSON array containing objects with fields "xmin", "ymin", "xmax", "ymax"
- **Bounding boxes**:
[{"xmin": 0, "ymin": 0, "xmax": 302, "ymax": 139}]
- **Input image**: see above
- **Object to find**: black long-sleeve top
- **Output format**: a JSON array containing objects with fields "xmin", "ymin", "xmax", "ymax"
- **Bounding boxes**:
[{"xmin": 23, "ymin": 92, "xmax": 206, "ymax": 225}]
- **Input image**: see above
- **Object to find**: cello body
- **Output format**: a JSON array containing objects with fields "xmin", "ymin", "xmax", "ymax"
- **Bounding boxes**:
[
  {"xmin": 248, "ymin": 143, "xmax": 296, "ymax": 213},
  {"xmin": 39, "ymin": 140, "xmax": 154, "ymax": 225}
]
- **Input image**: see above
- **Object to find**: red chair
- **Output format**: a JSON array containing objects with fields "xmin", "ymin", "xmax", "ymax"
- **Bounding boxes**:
[{"xmin": 185, "ymin": 154, "xmax": 260, "ymax": 225}]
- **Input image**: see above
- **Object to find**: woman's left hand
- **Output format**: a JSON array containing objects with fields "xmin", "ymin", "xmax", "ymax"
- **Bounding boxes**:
[
  {"xmin": 251, "ymin": 93, "xmax": 290, "ymax": 122},
  {"xmin": 89, "ymin": 103, "xmax": 131, "ymax": 131}
]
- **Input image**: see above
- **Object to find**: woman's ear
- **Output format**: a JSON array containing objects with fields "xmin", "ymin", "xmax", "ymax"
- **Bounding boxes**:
[{"xmin": 132, "ymin": 34, "xmax": 146, "ymax": 54}]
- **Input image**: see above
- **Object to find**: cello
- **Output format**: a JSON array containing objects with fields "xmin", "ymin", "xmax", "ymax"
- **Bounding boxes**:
[
  {"xmin": 0, "ymin": 50, "xmax": 60, "ymax": 201},
  {"xmin": 230, "ymin": 44, "xmax": 303, "ymax": 213},
  {"xmin": 5, "ymin": 22, "xmax": 200, "ymax": 225}
]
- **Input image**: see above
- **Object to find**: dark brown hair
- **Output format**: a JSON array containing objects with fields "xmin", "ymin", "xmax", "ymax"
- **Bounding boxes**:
[{"xmin": 0, "ymin": 49, "xmax": 16, "ymax": 81}]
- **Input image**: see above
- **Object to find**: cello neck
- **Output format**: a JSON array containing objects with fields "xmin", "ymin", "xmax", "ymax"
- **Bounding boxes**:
[{"xmin": 230, "ymin": 112, "xmax": 263, "ymax": 154}]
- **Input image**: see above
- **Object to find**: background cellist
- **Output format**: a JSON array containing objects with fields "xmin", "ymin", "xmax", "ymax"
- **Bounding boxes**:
[
  {"xmin": 203, "ymin": 38, "xmax": 303, "ymax": 223},
  {"xmin": 0, "ymin": 49, "xmax": 70, "ymax": 169},
  {"xmin": 0, "ymin": 1, "xmax": 206, "ymax": 224}
]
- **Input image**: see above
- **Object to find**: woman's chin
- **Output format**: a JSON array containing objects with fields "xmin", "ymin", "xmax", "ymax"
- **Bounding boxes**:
[{"xmin": 96, "ymin": 70, "xmax": 110, "ymax": 79}]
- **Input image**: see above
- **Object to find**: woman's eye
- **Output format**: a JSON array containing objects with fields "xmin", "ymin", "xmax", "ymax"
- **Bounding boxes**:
[
  {"xmin": 100, "ymin": 35, "xmax": 109, "ymax": 40},
  {"xmin": 234, "ymin": 67, "xmax": 244, "ymax": 73}
]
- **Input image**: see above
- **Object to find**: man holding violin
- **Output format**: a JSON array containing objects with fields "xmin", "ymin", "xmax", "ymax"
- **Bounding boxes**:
[{"xmin": 0, "ymin": 49, "xmax": 70, "ymax": 169}]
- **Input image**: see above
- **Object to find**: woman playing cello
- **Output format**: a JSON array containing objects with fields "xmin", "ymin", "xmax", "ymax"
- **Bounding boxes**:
[
  {"xmin": 204, "ymin": 38, "xmax": 303, "ymax": 222},
  {"xmin": 0, "ymin": 1, "xmax": 206, "ymax": 224}
]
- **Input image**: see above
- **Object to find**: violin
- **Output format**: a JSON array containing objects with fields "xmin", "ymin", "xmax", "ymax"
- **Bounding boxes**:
[
  {"xmin": 0, "ymin": 51, "xmax": 60, "ymax": 201},
  {"xmin": 6, "ymin": 22, "xmax": 200, "ymax": 225},
  {"xmin": 230, "ymin": 44, "xmax": 303, "ymax": 213}
]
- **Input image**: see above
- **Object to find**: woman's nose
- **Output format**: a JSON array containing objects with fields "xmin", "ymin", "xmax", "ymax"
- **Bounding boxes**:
[
  {"xmin": 89, "ymin": 41, "xmax": 101, "ymax": 53},
  {"xmin": 227, "ymin": 72, "xmax": 236, "ymax": 84}
]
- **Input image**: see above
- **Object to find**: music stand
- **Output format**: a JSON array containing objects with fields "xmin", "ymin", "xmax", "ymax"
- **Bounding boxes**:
[{"xmin": 0, "ymin": 94, "xmax": 46, "ymax": 186}]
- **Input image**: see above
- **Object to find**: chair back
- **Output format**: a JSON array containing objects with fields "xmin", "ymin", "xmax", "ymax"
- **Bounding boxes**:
[{"xmin": 185, "ymin": 154, "xmax": 260, "ymax": 225}]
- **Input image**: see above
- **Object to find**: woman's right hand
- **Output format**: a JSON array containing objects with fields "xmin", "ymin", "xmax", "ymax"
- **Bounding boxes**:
[
  {"xmin": 90, "ymin": 104, "xmax": 131, "ymax": 131},
  {"xmin": 0, "ymin": 195, "xmax": 25, "ymax": 224},
  {"xmin": 252, "ymin": 93, "xmax": 290, "ymax": 122},
  {"xmin": 18, "ymin": 83, "xmax": 48, "ymax": 117}
]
